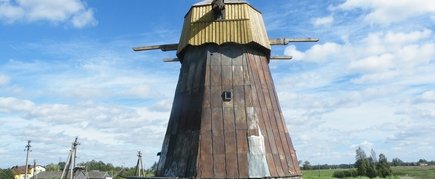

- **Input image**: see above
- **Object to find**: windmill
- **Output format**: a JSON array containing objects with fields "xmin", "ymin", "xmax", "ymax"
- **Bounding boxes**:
[{"xmin": 133, "ymin": 0, "xmax": 318, "ymax": 178}]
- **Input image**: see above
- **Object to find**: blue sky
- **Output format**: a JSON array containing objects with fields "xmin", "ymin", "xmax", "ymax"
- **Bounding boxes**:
[{"xmin": 0, "ymin": 0, "xmax": 434, "ymax": 169}]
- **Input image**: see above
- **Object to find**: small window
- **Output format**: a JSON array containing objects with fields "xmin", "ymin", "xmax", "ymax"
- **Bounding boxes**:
[{"xmin": 222, "ymin": 91, "xmax": 232, "ymax": 101}]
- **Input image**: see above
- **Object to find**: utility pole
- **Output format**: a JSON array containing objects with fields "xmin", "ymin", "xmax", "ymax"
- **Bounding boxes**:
[
  {"xmin": 134, "ymin": 151, "xmax": 145, "ymax": 177},
  {"xmin": 33, "ymin": 160, "xmax": 38, "ymax": 179},
  {"xmin": 61, "ymin": 137, "xmax": 80, "ymax": 179},
  {"xmin": 24, "ymin": 140, "xmax": 31, "ymax": 179}
]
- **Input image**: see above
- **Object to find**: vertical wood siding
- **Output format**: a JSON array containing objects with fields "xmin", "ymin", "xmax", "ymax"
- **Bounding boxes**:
[{"xmin": 157, "ymin": 44, "xmax": 301, "ymax": 178}]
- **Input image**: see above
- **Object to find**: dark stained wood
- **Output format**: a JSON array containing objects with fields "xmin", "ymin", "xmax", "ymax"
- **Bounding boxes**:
[
  {"xmin": 224, "ymin": 107, "xmax": 238, "ymax": 177},
  {"xmin": 198, "ymin": 132, "xmax": 213, "ymax": 178},
  {"xmin": 236, "ymin": 130, "xmax": 249, "ymax": 177}
]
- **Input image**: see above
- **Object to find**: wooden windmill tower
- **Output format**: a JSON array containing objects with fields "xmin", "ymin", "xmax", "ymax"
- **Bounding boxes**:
[{"xmin": 134, "ymin": 0, "xmax": 318, "ymax": 178}]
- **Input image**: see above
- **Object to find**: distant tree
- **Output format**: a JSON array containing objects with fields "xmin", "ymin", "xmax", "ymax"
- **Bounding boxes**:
[
  {"xmin": 302, "ymin": 161, "xmax": 312, "ymax": 170},
  {"xmin": 391, "ymin": 158, "xmax": 404, "ymax": 166},
  {"xmin": 79, "ymin": 160, "xmax": 116, "ymax": 171},
  {"xmin": 45, "ymin": 163, "xmax": 61, "ymax": 171},
  {"xmin": 418, "ymin": 159, "xmax": 428, "ymax": 165},
  {"xmin": 355, "ymin": 147, "xmax": 366, "ymax": 161},
  {"xmin": 370, "ymin": 149, "xmax": 377, "ymax": 164},
  {"xmin": 58, "ymin": 162, "xmax": 66, "ymax": 171},
  {"xmin": 0, "ymin": 168, "xmax": 14, "ymax": 179},
  {"xmin": 355, "ymin": 147, "xmax": 369, "ymax": 176},
  {"xmin": 366, "ymin": 163, "xmax": 377, "ymax": 178},
  {"xmin": 355, "ymin": 158, "xmax": 369, "ymax": 176},
  {"xmin": 377, "ymin": 154, "xmax": 392, "ymax": 178}
]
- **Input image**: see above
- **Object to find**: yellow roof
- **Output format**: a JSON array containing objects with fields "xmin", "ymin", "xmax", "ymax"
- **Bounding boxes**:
[{"xmin": 177, "ymin": 2, "xmax": 270, "ymax": 55}]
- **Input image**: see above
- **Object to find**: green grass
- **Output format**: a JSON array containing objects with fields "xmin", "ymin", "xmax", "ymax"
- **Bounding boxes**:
[
  {"xmin": 302, "ymin": 169, "xmax": 339, "ymax": 179},
  {"xmin": 392, "ymin": 166, "xmax": 435, "ymax": 179},
  {"xmin": 301, "ymin": 166, "xmax": 435, "ymax": 179}
]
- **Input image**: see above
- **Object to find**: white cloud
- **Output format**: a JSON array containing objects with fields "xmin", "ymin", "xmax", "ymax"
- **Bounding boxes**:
[
  {"xmin": 312, "ymin": 16, "xmax": 334, "ymax": 26},
  {"xmin": 285, "ymin": 42, "xmax": 342, "ymax": 62},
  {"xmin": 0, "ymin": 0, "xmax": 97, "ymax": 28},
  {"xmin": 285, "ymin": 29, "xmax": 435, "ymax": 84},
  {"xmin": 352, "ymin": 141, "xmax": 375, "ymax": 152},
  {"xmin": 71, "ymin": 9, "xmax": 97, "ymax": 28},
  {"xmin": 337, "ymin": 0, "xmax": 435, "ymax": 25},
  {"xmin": 349, "ymin": 53, "xmax": 394, "ymax": 73},
  {"xmin": 283, "ymin": 45, "xmax": 304, "ymax": 60},
  {"xmin": 420, "ymin": 91, "xmax": 435, "ymax": 102},
  {"xmin": 0, "ymin": 74, "xmax": 9, "ymax": 85},
  {"xmin": 0, "ymin": 97, "xmax": 35, "ymax": 113}
]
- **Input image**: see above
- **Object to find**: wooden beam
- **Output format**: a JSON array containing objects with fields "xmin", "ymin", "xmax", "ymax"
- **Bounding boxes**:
[
  {"xmin": 162, "ymin": 58, "xmax": 180, "ymax": 62},
  {"xmin": 133, "ymin": 43, "xmax": 178, "ymax": 52},
  {"xmin": 132, "ymin": 38, "xmax": 318, "ymax": 52},
  {"xmin": 269, "ymin": 38, "xmax": 319, "ymax": 45},
  {"xmin": 270, "ymin": 56, "xmax": 293, "ymax": 60}
]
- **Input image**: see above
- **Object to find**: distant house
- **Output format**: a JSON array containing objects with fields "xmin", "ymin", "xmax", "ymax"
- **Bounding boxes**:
[
  {"xmin": 87, "ymin": 170, "xmax": 112, "ymax": 179},
  {"xmin": 31, "ymin": 169, "xmax": 111, "ymax": 179},
  {"xmin": 31, "ymin": 171, "xmax": 62, "ymax": 179},
  {"xmin": 12, "ymin": 165, "xmax": 45, "ymax": 179}
]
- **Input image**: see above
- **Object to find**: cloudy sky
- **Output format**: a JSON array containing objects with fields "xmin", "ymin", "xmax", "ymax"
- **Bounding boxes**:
[{"xmin": 1, "ymin": 0, "xmax": 434, "ymax": 169}]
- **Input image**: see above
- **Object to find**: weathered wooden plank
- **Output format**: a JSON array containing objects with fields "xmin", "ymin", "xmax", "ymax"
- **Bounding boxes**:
[
  {"xmin": 236, "ymin": 130, "xmax": 249, "ymax": 177},
  {"xmin": 234, "ymin": 107, "xmax": 247, "ymax": 130},
  {"xmin": 233, "ymin": 85, "xmax": 244, "ymax": 107},
  {"xmin": 198, "ymin": 132, "xmax": 214, "ymax": 178},
  {"xmin": 210, "ymin": 63, "xmax": 222, "ymax": 86},
  {"xmin": 212, "ymin": 48, "xmax": 226, "ymax": 176},
  {"xmin": 273, "ymin": 153, "xmax": 285, "ymax": 176},
  {"xmin": 212, "ymin": 107, "xmax": 226, "ymax": 177},
  {"xmin": 203, "ymin": 86, "xmax": 211, "ymax": 108},
  {"xmin": 200, "ymin": 107, "xmax": 212, "ymax": 134},
  {"xmin": 211, "ymin": 87, "xmax": 223, "ymax": 108},
  {"xmin": 222, "ymin": 65, "xmax": 233, "ymax": 90},
  {"xmin": 233, "ymin": 65, "xmax": 244, "ymax": 86},
  {"xmin": 224, "ymin": 129, "xmax": 238, "ymax": 177},
  {"xmin": 266, "ymin": 153, "xmax": 278, "ymax": 177},
  {"xmin": 214, "ymin": 154, "xmax": 226, "ymax": 178},
  {"xmin": 210, "ymin": 51, "xmax": 221, "ymax": 66},
  {"xmin": 244, "ymin": 85, "xmax": 253, "ymax": 107},
  {"xmin": 186, "ymin": 132, "xmax": 200, "ymax": 176},
  {"xmin": 212, "ymin": 108, "xmax": 224, "ymax": 137}
]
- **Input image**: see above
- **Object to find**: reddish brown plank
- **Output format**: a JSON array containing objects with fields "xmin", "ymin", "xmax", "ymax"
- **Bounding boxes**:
[
  {"xmin": 236, "ymin": 130, "xmax": 249, "ymax": 177},
  {"xmin": 233, "ymin": 65, "xmax": 244, "ymax": 86},
  {"xmin": 222, "ymin": 65, "xmax": 233, "ymax": 88},
  {"xmin": 234, "ymin": 107, "xmax": 247, "ymax": 130},
  {"xmin": 198, "ymin": 132, "xmax": 213, "ymax": 178},
  {"xmin": 233, "ymin": 85, "xmax": 245, "ymax": 107}
]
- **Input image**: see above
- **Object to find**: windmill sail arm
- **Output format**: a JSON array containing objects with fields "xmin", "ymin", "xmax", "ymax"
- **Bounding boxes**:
[
  {"xmin": 132, "ymin": 37, "xmax": 319, "ymax": 52},
  {"xmin": 133, "ymin": 43, "xmax": 179, "ymax": 52},
  {"xmin": 269, "ymin": 38, "xmax": 319, "ymax": 45}
]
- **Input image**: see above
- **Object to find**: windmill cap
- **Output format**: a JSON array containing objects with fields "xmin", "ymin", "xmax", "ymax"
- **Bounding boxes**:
[{"xmin": 194, "ymin": 0, "xmax": 247, "ymax": 6}]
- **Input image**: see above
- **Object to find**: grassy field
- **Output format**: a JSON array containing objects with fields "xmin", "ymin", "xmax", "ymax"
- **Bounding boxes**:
[{"xmin": 302, "ymin": 166, "xmax": 435, "ymax": 179}]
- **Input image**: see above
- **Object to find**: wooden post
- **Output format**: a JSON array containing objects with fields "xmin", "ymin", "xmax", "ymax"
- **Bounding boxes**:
[{"xmin": 24, "ymin": 140, "xmax": 31, "ymax": 179}]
